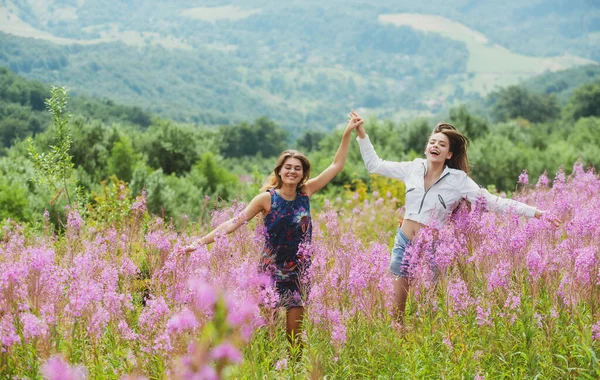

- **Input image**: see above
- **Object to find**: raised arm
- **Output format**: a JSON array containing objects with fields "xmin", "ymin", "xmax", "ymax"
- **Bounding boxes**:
[
  {"xmin": 303, "ymin": 113, "xmax": 363, "ymax": 197},
  {"xmin": 354, "ymin": 111, "xmax": 414, "ymax": 181},
  {"xmin": 179, "ymin": 191, "xmax": 271, "ymax": 254}
]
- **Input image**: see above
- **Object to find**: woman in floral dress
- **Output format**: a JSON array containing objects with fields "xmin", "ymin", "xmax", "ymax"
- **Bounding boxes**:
[{"xmin": 181, "ymin": 113, "xmax": 363, "ymax": 343}]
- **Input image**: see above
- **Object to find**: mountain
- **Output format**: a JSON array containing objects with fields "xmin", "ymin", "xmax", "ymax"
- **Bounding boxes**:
[{"xmin": 0, "ymin": 0, "xmax": 598, "ymax": 133}]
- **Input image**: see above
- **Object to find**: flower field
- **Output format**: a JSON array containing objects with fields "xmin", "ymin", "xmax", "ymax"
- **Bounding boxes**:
[{"xmin": 1, "ymin": 164, "xmax": 599, "ymax": 379}]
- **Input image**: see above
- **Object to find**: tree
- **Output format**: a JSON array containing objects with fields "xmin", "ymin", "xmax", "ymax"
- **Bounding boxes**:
[
  {"xmin": 108, "ymin": 135, "xmax": 138, "ymax": 183},
  {"xmin": 220, "ymin": 117, "xmax": 288, "ymax": 158},
  {"xmin": 563, "ymin": 81, "xmax": 600, "ymax": 120},
  {"xmin": 489, "ymin": 85, "xmax": 560, "ymax": 123},
  {"xmin": 192, "ymin": 152, "xmax": 239, "ymax": 198},
  {"xmin": 297, "ymin": 130, "xmax": 326, "ymax": 152},
  {"xmin": 448, "ymin": 105, "xmax": 489, "ymax": 140},
  {"xmin": 143, "ymin": 121, "xmax": 199, "ymax": 175}
]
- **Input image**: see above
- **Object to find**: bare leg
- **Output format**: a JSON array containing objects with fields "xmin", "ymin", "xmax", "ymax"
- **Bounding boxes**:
[
  {"xmin": 286, "ymin": 306, "xmax": 304, "ymax": 346},
  {"xmin": 393, "ymin": 277, "xmax": 410, "ymax": 323}
]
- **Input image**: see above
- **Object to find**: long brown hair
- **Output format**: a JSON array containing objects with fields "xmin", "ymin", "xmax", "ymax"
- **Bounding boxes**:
[
  {"xmin": 260, "ymin": 150, "xmax": 312, "ymax": 192},
  {"xmin": 432, "ymin": 122, "xmax": 471, "ymax": 176}
]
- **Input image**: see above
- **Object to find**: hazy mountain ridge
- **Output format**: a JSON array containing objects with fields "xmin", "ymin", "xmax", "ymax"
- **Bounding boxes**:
[{"xmin": 0, "ymin": 0, "xmax": 597, "ymax": 131}]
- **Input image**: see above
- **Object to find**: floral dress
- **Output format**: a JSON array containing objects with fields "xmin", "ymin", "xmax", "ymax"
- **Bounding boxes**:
[{"xmin": 261, "ymin": 188, "xmax": 312, "ymax": 308}]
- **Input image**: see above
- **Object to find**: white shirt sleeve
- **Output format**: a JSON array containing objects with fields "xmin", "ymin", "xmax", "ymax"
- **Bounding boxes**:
[
  {"xmin": 461, "ymin": 176, "xmax": 537, "ymax": 217},
  {"xmin": 356, "ymin": 135, "xmax": 414, "ymax": 181}
]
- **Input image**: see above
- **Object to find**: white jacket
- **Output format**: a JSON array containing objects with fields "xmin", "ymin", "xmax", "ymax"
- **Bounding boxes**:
[{"xmin": 357, "ymin": 136, "xmax": 537, "ymax": 226}]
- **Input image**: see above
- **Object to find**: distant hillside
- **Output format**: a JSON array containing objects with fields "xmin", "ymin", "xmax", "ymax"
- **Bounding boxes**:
[
  {"xmin": 0, "ymin": 0, "xmax": 597, "ymax": 132},
  {"xmin": 521, "ymin": 65, "xmax": 600, "ymax": 102}
]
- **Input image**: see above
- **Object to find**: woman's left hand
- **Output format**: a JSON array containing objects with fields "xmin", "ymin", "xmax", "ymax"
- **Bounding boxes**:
[{"xmin": 534, "ymin": 209, "xmax": 561, "ymax": 227}]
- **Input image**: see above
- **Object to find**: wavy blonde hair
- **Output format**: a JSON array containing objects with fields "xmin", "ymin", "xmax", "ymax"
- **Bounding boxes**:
[{"xmin": 260, "ymin": 149, "xmax": 312, "ymax": 192}]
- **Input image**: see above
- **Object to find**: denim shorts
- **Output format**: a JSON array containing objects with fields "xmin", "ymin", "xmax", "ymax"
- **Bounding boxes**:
[{"xmin": 390, "ymin": 228, "xmax": 411, "ymax": 278}]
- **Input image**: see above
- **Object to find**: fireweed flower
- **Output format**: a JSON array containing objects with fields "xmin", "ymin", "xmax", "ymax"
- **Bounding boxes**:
[
  {"xmin": 210, "ymin": 342, "xmax": 243, "ymax": 364},
  {"xmin": 41, "ymin": 355, "xmax": 88, "ymax": 380},
  {"xmin": 476, "ymin": 303, "xmax": 493, "ymax": 327},
  {"xmin": 526, "ymin": 248, "xmax": 546, "ymax": 281},
  {"xmin": 275, "ymin": 358, "xmax": 288, "ymax": 370},
  {"xmin": 447, "ymin": 278, "xmax": 472, "ymax": 317},
  {"xmin": 188, "ymin": 278, "xmax": 218, "ymax": 315},
  {"xmin": 442, "ymin": 336, "xmax": 454, "ymax": 350},
  {"xmin": 518, "ymin": 170, "xmax": 529, "ymax": 185},
  {"xmin": 0, "ymin": 314, "xmax": 20, "ymax": 348},
  {"xmin": 118, "ymin": 320, "xmax": 138, "ymax": 341},
  {"xmin": 138, "ymin": 296, "xmax": 172, "ymax": 353},
  {"xmin": 66, "ymin": 208, "xmax": 84, "ymax": 232},
  {"xmin": 574, "ymin": 247, "xmax": 596, "ymax": 286},
  {"xmin": 131, "ymin": 189, "xmax": 147, "ymax": 213},
  {"xmin": 330, "ymin": 321, "xmax": 347, "ymax": 347},
  {"xmin": 486, "ymin": 261, "xmax": 511, "ymax": 292},
  {"xmin": 592, "ymin": 321, "xmax": 600, "ymax": 341},
  {"xmin": 167, "ymin": 308, "xmax": 199, "ymax": 334},
  {"xmin": 21, "ymin": 312, "xmax": 49, "ymax": 341}
]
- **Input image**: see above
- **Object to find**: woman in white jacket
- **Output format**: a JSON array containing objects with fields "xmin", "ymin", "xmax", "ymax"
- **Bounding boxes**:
[{"xmin": 353, "ymin": 112, "xmax": 559, "ymax": 322}]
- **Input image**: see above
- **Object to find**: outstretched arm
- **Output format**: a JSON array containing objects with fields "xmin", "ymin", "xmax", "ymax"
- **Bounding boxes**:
[
  {"xmin": 179, "ymin": 191, "xmax": 271, "ymax": 254},
  {"xmin": 462, "ymin": 176, "xmax": 560, "ymax": 226},
  {"xmin": 303, "ymin": 113, "xmax": 363, "ymax": 197}
]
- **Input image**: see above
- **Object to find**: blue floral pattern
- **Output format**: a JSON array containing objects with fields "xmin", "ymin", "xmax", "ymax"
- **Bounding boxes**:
[{"xmin": 261, "ymin": 188, "xmax": 312, "ymax": 307}]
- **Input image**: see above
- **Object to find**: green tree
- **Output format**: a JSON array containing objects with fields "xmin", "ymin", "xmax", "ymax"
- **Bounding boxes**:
[
  {"xmin": 489, "ymin": 85, "xmax": 560, "ymax": 123},
  {"xmin": 297, "ymin": 130, "xmax": 326, "ymax": 152},
  {"xmin": 143, "ymin": 120, "xmax": 199, "ymax": 175},
  {"xmin": 194, "ymin": 152, "xmax": 239, "ymax": 197},
  {"xmin": 0, "ymin": 180, "xmax": 28, "ymax": 221},
  {"xmin": 107, "ymin": 135, "xmax": 138, "ymax": 183},
  {"xmin": 220, "ymin": 117, "xmax": 288, "ymax": 158},
  {"xmin": 69, "ymin": 118, "xmax": 113, "ymax": 183},
  {"xmin": 448, "ymin": 105, "xmax": 489, "ymax": 140},
  {"xmin": 563, "ymin": 81, "xmax": 600, "ymax": 120}
]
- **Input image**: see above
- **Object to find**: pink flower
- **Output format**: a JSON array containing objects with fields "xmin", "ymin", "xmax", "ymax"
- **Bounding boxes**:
[
  {"xmin": 476, "ymin": 304, "xmax": 492, "ymax": 327},
  {"xmin": 486, "ymin": 262, "xmax": 510, "ymax": 292},
  {"xmin": 210, "ymin": 342, "xmax": 243, "ymax": 364},
  {"xmin": 21, "ymin": 312, "xmax": 49, "ymax": 341},
  {"xmin": 447, "ymin": 279, "xmax": 471, "ymax": 317},
  {"xmin": 536, "ymin": 172, "xmax": 549, "ymax": 188},
  {"xmin": 188, "ymin": 278, "xmax": 218, "ymax": 313},
  {"xmin": 442, "ymin": 336, "xmax": 453, "ymax": 350},
  {"xmin": 0, "ymin": 314, "xmax": 20, "ymax": 347},
  {"xmin": 593, "ymin": 321, "xmax": 600, "ymax": 341},
  {"xmin": 131, "ymin": 190, "xmax": 147, "ymax": 213},
  {"xmin": 275, "ymin": 358, "xmax": 288, "ymax": 370},
  {"xmin": 41, "ymin": 355, "xmax": 88, "ymax": 380},
  {"xmin": 167, "ymin": 309, "xmax": 199, "ymax": 334},
  {"xmin": 518, "ymin": 170, "xmax": 529, "ymax": 185},
  {"xmin": 66, "ymin": 209, "xmax": 84, "ymax": 232},
  {"xmin": 330, "ymin": 323, "xmax": 347, "ymax": 346}
]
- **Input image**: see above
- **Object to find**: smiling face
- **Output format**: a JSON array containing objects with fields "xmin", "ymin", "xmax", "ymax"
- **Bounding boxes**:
[
  {"xmin": 278, "ymin": 157, "xmax": 304, "ymax": 186},
  {"xmin": 425, "ymin": 132, "xmax": 453, "ymax": 164}
]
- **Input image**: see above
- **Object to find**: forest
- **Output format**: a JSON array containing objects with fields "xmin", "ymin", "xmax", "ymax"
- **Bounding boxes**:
[{"xmin": 0, "ymin": 65, "xmax": 599, "ymax": 227}]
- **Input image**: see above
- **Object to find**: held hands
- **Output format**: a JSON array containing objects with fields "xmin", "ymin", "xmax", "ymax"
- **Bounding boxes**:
[
  {"xmin": 534, "ymin": 209, "xmax": 561, "ymax": 228},
  {"xmin": 346, "ymin": 110, "xmax": 363, "ymax": 133},
  {"xmin": 350, "ymin": 110, "xmax": 366, "ymax": 138}
]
